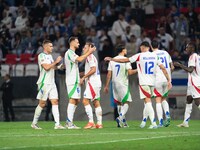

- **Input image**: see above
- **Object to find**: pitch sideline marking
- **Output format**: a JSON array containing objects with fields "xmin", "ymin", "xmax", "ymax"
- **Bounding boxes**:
[{"xmin": 0, "ymin": 133, "xmax": 200, "ymax": 149}]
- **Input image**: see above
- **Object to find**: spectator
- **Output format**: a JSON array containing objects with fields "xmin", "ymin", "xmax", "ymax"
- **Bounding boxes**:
[
  {"xmin": 195, "ymin": 14, "xmax": 200, "ymax": 38},
  {"xmin": 173, "ymin": 14, "xmax": 189, "ymax": 50},
  {"xmin": 121, "ymin": 26, "xmax": 132, "ymax": 43},
  {"xmin": 81, "ymin": 7, "xmax": 97, "ymax": 28},
  {"xmin": 34, "ymin": 0, "xmax": 49, "ymax": 23},
  {"xmin": 51, "ymin": 0, "xmax": 65, "ymax": 15},
  {"xmin": 111, "ymin": 12, "xmax": 129, "ymax": 44},
  {"xmin": 23, "ymin": 30, "xmax": 37, "ymax": 54},
  {"xmin": 129, "ymin": 19, "xmax": 141, "ymax": 38},
  {"xmin": 135, "ymin": 30, "xmax": 151, "ymax": 51},
  {"xmin": 13, "ymin": 10, "xmax": 28, "ymax": 32},
  {"xmin": 53, "ymin": 31, "xmax": 66, "ymax": 54},
  {"xmin": 142, "ymin": 0, "xmax": 154, "ymax": 17},
  {"xmin": 131, "ymin": 0, "xmax": 145, "ymax": 26},
  {"xmin": 157, "ymin": 16, "xmax": 172, "ymax": 35},
  {"xmin": 125, "ymin": 34, "xmax": 137, "ymax": 57},
  {"xmin": 11, "ymin": 32, "xmax": 23, "ymax": 56},
  {"xmin": 42, "ymin": 11, "xmax": 55, "ymax": 29},
  {"xmin": 0, "ymin": 74, "xmax": 15, "ymax": 122},
  {"xmin": 157, "ymin": 27, "xmax": 173, "ymax": 50},
  {"xmin": 185, "ymin": 4, "xmax": 197, "ymax": 37},
  {"xmin": 97, "ymin": 8, "xmax": 109, "ymax": 29},
  {"xmin": 1, "ymin": 12, "xmax": 12, "ymax": 29},
  {"xmin": 46, "ymin": 20, "xmax": 59, "ymax": 42}
]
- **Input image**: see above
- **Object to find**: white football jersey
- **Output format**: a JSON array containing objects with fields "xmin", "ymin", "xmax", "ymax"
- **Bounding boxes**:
[
  {"xmin": 108, "ymin": 55, "xmax": 132, "ymax": 85},
  {"xmin": 188, "ymin": 53, "xmax": 200, "ymax": 86},
  {"xmin": 153, "ymin": 49, "xmax": 172, "ymax": 83},
  {"xmin": 129, "ymin": 51, "xmax": 162, "ymax": 86},
  {"xmin": 64, "ymin": 49, "xmax": 80, "ymax": 85},
  {"xmin": 37, "ymin": 52, "xmax": 55, "ymax": 85},
  {"xmin": 85, "ymin": 54, "xmax": 101, "ymax": 87}
]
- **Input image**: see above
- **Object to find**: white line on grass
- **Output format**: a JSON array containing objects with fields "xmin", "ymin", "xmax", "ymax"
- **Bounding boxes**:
[
  {"xmin": 0, "ymin": 131, "xmax": 197, "ymax": 138},
  {"xmin": 0, "ymin": 133, "xmax": 200, "ymax": 150}
]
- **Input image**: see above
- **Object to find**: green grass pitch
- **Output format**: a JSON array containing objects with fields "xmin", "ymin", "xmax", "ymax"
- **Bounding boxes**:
[{"xmin": 0, "ymin": 120, "xmax": 199, "ymax": 150}]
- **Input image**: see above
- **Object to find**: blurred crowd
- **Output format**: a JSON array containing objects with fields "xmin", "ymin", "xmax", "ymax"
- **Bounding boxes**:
[{"xmin": 1, "ymin": 0, "xmax": 200, "ymax": 68}]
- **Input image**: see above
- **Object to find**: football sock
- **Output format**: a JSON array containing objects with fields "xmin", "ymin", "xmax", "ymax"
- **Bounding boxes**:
[
  {"xmin": 142, "ymin": 103, "xmax": 148, "ymax": 123},
  {"xmin": 52, "ymin": 105, "xmax": 60, "ymax": 126},
  {"xmin": 67, "ymin": 103, "xmax": 75, "ymax": 122},
  {"xmin": 162, "ymin": 99, "xmax": 170, "ymax": 118},
  {"xmin": 156, "ymin": 103, "xmax": 163, "ymax": 125},
  {"xmin": 146, "ymin": 102, "xmax": 156, "ymax": 126},
  {"xmin": 32, "ymin": 105, "xmax": 43, "ymax": 125},
  {"xmin": 85, "ymin": 104, "xmax": 94, "ymax": 123},
  {"xmin": 119, "ymin": 103, "xmax": 129, "ymax": 120},
  {"xmin": 183, "ymin": 103, "xmax": 192, "ymax": 124},
  {"xmin": 95, "ymin": 107, "xmax": 102, "ymax": 124}
]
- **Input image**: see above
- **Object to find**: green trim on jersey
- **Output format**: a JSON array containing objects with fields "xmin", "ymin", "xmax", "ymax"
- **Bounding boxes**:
[
  {"xmin": 38, "ymin": 72, "xmax": 46, "ymax": 92},
  {"xmin": 163, "ymin": 91, "xmax": 169, "ymax": 97},
  {"xmin": 68, "ymin": 72, "xmax": 78, "ymax": 98},
  {"xmin": 67, "ymin": 52, "xmax": 74, "ymax": 71},
  {"xmin": 96, "ymin": 97, "xmax": 100, "ymax": 101},
  {"xmin": 122, "ymin": 86, "xmax": 130, "ymax": 103}
]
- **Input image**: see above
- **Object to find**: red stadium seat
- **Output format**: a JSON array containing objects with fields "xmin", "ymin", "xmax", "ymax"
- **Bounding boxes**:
[
  {"xmin": 19, "ymin": 53, "xmax": 32, "ymax": 64},
  {"xmin": 5, "ymin": 54, "xmax": 18, "ymax": 64}
]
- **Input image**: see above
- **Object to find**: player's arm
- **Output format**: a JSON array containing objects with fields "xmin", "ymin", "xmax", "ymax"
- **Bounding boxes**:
[
  {"xmin": 170, "ymin": 62, "xmax": 175, "ymax": 72},
  {"xmin": 42, "ymin": 56, "xmax": 62, "ymax": 71},
  {"xmin": 174, "ymin": 62, "xmax": 194, "ymax": 73},
  {"xmin": 104, "ymin": 57, "xmax": 130, "ymax": 63},
  {"xmin": 80, "ymin": 67, "xmax": 96, "ymax": 85},
  {"xmin": 159, "ymin": 64, "xmax": 172, "ymax": 89},
  {"xmin": 76, "ymin": 46, "xmax": 95, "ymax": 62},
  {"xmin": 104, "ymin": 70, "xmax": 112, "ymax": 93},
  {"xmin": 128, "ymin": 69, "xmax": 137, "ymax": 75}
]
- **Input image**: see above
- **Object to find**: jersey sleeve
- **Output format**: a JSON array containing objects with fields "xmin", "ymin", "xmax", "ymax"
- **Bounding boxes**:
[
  {"xmin": 38, "ymin": 53, "xmax": 48, "ymax": 64},
  {"xmin": 67, "ymin": 51, "xmax": 79, "ymax": 63},
  {"xmin": 87, "ymin": 55, "xmax": 96, "ymax": 67},
  {"xmin": 188, "ymin": 53, "xmax": 196, "ymax": 67},
  {"xmin": 126, "ymin": 62, "xmax": 132, "ymax": 70},
  {"xmin": 129, "ymin": 53, "xmax": 140, "ymax": 63}
]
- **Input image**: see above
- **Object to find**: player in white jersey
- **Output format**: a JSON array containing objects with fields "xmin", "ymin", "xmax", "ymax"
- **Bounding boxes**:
[
  {"xmin": 105, "ymin": 41, "xmax": 171, "ymax": 129},
  {"xmin": 174, "ymin": 43, "xmax": 200, "ymax": 127},
  {"xmin": 79, "ymin": 42, "xmax": 103, "ymax": 129},
  {"xmin": 151, "ymin": 40, "xmax": 174, "ymax": 127},
  {"xmin": 104, "ymin": 45, "xmax": 137, "ymax": 128},
  {"xmin": 31, "ymin": 40, "xmax": 65, "ymax": 130},
  {"xmin": 64, "ymin": 37, "xmax": 95, "ymax": 129}
]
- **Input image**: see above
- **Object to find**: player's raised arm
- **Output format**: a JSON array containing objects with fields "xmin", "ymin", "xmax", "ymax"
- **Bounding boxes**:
[
  {"xmin": 76, "ymin": 45, "xmax": 96, "ymax": 62},
  {"xmin": 174, "ymin": 62, "xmax": 194, "ymax": 73},
  {"xmin": 104, "ymin": 57, "xmax": 130, "ymax": 63}
]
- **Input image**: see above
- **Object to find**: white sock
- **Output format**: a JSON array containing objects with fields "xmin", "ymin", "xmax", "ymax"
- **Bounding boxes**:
[
  {"xmin": 32, "ymin": 105, "xmax": 43, "ymax": 125},
  {"xmin": 162, "ymin": 100, "xmax": 170, "ymax": 118},
  {"xmin": 117, "ymin": 105, "xmax": 121, "ymax": 116},
  {"xmin": 142, "ymin": 103, "xmax": 148, "ymax": 123},
  {"xmin": 67, "ymin": 103, "xmax": 75, "ymax": 122},
  {"xmin": 119, "ymin": 103, "xmax": 129, "ymax": 120},
  {"xmin": 156, "ymin": 103, "xmax": 163, "ymax": 125},
  {"xmin": 85, "ymin": 104, "xmax": 94, "ymax": 123},
  {"xmin": 146, "ymin": 102, "xmax": 156, "ymax": 126},
  {"xmin": 52, "ymin": 105, "xmax": 60, "ymax": 126},
  {"xmin": 95, "ymin": 107, "xmax": 102, "ymax": 125},
  {"xmin": 183, "ymin": 103, "xmax": 192, "ymax": 124},
  {"xmin": 198, "ymin": 105, "xmax": 200, "ymax": 110}
]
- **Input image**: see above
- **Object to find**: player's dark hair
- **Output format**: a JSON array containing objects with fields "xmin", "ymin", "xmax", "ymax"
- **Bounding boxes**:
[
  {"xmin": 151, "ymin": 40, "xmax": 159, "ymax": 49},
  {"xmin": 140, "ymin": 41, "xmax": 150, "ymax": 47},
  {"xmin": 85, "ymin": 41, "xmax": 95, "ymax": 48},
  {"xmin": 116, "ymin": 45, "xmax": 125, "ymax": 54},
  {"xmin": 68, "ymin": 36, "xmax": 78, "ymax": 44},
  {"xmin": 42, "ymin": 39, "xmax": 52, "ymax": 46}
]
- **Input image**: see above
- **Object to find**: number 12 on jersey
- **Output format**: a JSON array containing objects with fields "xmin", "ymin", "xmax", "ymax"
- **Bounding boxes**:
[{"xmin": 145, "ymin": 61, "xmax": 154, "ymax": 74}]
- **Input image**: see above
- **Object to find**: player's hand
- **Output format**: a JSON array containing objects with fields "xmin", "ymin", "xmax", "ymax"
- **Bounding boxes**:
[
  {"xmin": 55, "ymin": 56, "xmax": 62, "ymax": 64},
  {"xmin": 80, "ymin": 77, "xmax": 85, "ymax": 85},
  {"xmin": 173, "ymin": 61, "xmax": 181, "ymax": 67},
  {"xmin": 104, "ymin": 86, "xmax": 109, "ymax": 93},
  {"xmin": 168, "ymin": 81, "xmax": 172, "ymax": 90},
  {"xmin": 57, "ymin": 64, "xmax": 65, "ymax": 70},
  {"xmin": 104, "ymin": 57, "xmax": 112, "ymax": 62}
]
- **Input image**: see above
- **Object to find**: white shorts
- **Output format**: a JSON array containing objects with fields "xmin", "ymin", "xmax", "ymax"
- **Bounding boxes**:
[
  {"xmin": 67, "ymin": 84, "xmax": 81, "ymax": 99},
  {"xmin": 112, "ymin": 82, "xmax": 132, "ymax": 103},
  {"xmin": 139, "ymin": 85, "xmax": 154, "ymax": 99},
  {"xmin": 83, "ymin": 82, "xmax": 101, "ymax": 101},
  {"xmin": 187, "ymin": 86, "xmax": 200, "ymax": 98},
  {"xmin": 154, "ymin": 82, "xmax": 169, "ymax": 97},
  {"xmin": 37, "ymin": 83, "xmax": 58, "ymax": 100}
]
